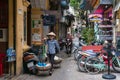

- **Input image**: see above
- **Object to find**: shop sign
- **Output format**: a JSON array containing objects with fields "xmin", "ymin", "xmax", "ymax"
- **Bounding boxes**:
[
  {"xmin": 43, "ymin": 15, "xmax": 56, "ymax": 26},
  {"xmin": 88, "ymin": 14, "xmax": 102, "ymax": 22},
  {"xmin": 88, "ymin": 14, "xmax": 102, "ymax": 18}
]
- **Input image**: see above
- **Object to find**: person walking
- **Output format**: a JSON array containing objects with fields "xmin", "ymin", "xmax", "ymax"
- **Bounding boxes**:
[
  {"xmin": 46, "ymin": 32, "xmax": 60, "ymax": 75},
  {"xmin": 65, "ymin": 32, "xmax": 73, "ymax": 55}
]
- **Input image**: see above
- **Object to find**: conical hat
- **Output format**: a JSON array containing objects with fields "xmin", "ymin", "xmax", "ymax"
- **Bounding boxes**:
[{"xmin": 47, "ymin": 32, "xmax": 56, "ymax": 36}]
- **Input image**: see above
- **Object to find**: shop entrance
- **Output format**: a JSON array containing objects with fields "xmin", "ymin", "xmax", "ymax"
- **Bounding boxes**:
[{"xmin": 0, "ymin": 0, "xmax": 8, "ymax": 75}]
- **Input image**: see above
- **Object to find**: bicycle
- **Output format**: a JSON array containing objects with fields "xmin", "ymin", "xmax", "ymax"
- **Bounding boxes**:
[{"xmin": 84, "ymin": 51, "xmax": 120, "ymax": 74}]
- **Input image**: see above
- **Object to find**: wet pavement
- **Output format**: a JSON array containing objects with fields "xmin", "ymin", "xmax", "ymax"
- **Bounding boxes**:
[{"xmin": 1, "ymin": 50, "xmax": 120, "ymax": 80}]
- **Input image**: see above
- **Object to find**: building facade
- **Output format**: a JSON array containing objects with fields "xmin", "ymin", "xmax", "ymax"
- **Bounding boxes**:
[{"xmin": 0, "ymin": 0, "xmax": 66, "ymax": 76}]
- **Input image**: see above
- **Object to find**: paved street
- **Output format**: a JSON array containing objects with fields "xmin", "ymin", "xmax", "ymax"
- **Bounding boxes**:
[{"xmin": 5, "ymin": 51, "xmax": 119, "ymax": 80}]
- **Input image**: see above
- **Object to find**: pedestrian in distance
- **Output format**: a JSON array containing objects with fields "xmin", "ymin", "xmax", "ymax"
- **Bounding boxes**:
[
  {"xmin": 65, "ymin": 32, "xmax": 73, "ymax": 56},
  {"xmin": 46, "ymin": 32, "xmax": 60, "ymax": 75}
]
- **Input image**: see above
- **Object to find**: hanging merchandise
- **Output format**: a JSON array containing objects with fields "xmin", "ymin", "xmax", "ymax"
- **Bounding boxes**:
[{"xmin": 6, "ymin": 48, "xmax": 16, "ymax": 62}]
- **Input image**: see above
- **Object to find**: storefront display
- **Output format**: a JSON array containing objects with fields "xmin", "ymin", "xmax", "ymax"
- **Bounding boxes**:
[{"xmin": 32, "ymin": 20, "xmax": 43, "ymax": 45}]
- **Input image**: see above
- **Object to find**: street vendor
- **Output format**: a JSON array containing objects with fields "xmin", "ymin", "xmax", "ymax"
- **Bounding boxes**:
[{"xmin": 46, "ymin": 32, "xmax": 60, "ymax": 75}]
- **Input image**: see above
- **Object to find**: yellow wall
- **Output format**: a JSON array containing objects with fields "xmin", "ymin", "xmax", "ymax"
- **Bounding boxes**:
[
  {"xmin": 8, "ymin": 0, "xmax": 14, "ymax": 48},
  {"xmin": 15, "ymin": 0, "xmax": 30, "ymax": 75},
  {"xmin": 46, "ymin": 0, "xmax": 50, "ymax": 10},
  {"xmin": 8, "ymin": 0, "xmax": 15, "ymax": 75},
  {"xmin": 15, "ymin": 0, "xmax": 24, "ymax": 75}
]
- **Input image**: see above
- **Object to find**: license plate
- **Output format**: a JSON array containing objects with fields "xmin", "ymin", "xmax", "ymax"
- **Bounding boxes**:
[{"xmin": 27, "ymin": 62, "xmax": 34, "ymax": 68}]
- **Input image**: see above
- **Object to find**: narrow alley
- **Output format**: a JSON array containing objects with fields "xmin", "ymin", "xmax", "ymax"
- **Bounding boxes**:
[{"xmin": 4, "ymin": 51, "xmax": 119, "ymax": 80}]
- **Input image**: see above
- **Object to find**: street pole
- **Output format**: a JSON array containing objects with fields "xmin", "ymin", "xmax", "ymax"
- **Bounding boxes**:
[
  {"xmin": 113, "ymin": 25, "xmax": 116, "ymax": 47},
  {"xmin": 102, "ymin": 43, "xmax": 116, "ymax": 79}
]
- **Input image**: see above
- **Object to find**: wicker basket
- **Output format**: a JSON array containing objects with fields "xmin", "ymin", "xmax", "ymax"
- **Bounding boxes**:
[{"xmin": 54, "ymin": 56, "xmax": 63, "ymax": 64}]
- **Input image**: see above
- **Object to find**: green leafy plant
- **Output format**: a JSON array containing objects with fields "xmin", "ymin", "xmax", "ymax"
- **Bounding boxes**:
[
  {"xmin": 81, "ymin": 27, "xmax": 95, "ymax": 44},
  {"xmin": 70, "ymin": 0, "xmax": 81, "ymax": 9}
]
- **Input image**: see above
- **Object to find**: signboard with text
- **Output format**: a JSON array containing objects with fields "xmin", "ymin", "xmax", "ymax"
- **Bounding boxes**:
[{"xmin": 88, "ymin": 14, "xmax": 102, "ymax": 22}]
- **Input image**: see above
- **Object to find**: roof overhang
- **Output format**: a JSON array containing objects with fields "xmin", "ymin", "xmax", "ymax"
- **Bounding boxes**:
[{"xmin": 93, "ymin": 0, "xmax": 112, "ymax": 14}]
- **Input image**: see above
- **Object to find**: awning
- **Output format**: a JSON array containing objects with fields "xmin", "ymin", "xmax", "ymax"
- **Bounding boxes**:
[
  {"xmin": 114, "ymin": 1, "xmax": 120, "ymax": 12},
  {"xmin": 93, "ymin": 0, "xmax": 112, "ymax": 14}
]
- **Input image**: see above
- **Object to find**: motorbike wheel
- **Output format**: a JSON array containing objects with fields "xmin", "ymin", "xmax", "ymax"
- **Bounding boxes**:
[
  {"xmin": 77, "ymin": 56, "xmax": 87, "ymax": 72},
  {"xmin": 85, "ymin": 57, "xmax": 101, "ymax": 74},
  {"xmin": 30, "ymin": 68, "xmax": 38, "ymax": 75},
  {"xmin": 66, "ymin": 46, "xmax": 71, "ymax": 57},
  {"xmin": 112, "ymin": 57, "xmax": 120, "ymax": 73},
  {"xmin": 73, "ymin": 49, "xmax": 79, "ymax": 60},
  {"xmin": 49, "ymin": 70, "xmax": 53, "ymax": 76}
]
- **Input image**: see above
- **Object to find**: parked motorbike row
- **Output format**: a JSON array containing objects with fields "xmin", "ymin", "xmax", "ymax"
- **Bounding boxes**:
[
  {"xmin": 73, "ymin": 43, "xmax": 120, "ymax": 74},
  {"xmin": 23, "ymin": 46, "xmax": 63, "ymax": 75}
]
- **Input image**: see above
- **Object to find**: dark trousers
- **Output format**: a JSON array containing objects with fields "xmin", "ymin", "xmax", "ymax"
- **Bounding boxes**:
[{"xmin": 47, "ymin": 54, "xmax": 55, "ymax": 70}]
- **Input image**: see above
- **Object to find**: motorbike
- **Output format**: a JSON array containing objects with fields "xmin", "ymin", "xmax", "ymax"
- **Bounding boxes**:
[
  {"xmin": 73, "ymin": 39, "xmax": 86, "ymax": 60},
  {"xmin": 65, "ymin": 38, "xmax": 72, "ymax": 57},
  {"xmin": 58, "ymin": 38, "xmax": 66, "ymax": 50},
  {"xmin": 23, "ymin": 52, "xmax": 39, "ymax": 74},
  {"xmin": 23, "ymin": 46, "xmax": 63, "ymax": 75}
]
